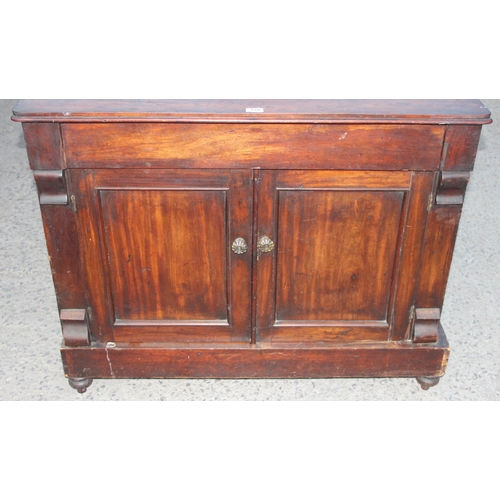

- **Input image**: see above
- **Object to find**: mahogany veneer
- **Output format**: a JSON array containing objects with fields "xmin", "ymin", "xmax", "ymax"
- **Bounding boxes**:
[{"xmin": 12, "ymin": 99, "xmax": 491, "ymax": 393}]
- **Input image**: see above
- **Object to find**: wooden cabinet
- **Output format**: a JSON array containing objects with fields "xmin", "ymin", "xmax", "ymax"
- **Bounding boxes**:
[{"xmin": 12, "ymin": 100, "xmax": 491, "ymax": 393}]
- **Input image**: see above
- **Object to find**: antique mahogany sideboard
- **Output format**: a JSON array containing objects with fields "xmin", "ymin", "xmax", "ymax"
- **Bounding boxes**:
[{"xmin": 12, "ymin": 99, "xmax": 492, "ymax": 393}]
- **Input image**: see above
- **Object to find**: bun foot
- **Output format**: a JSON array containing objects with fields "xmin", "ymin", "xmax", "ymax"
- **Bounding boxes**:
[
  {"xmin": 416, "ymin": 376, "xmax": 440, "ymax": 390},
  {"xmin": 68, "ymin": 377, "xmax": 93, "ymax": 393}
]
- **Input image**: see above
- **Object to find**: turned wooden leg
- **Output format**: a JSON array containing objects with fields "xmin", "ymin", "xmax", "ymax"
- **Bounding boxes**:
[
  {"xmin": 416, "ymin": 376, "xmax": 440, "ymax": 390},
  {"xmin": 68, "ymin": 377, "xmax": 93, "ymax": 393}
]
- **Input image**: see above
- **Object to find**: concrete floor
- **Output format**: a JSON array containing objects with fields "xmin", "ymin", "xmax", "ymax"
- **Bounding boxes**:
[{"xmin": 1, "ymin": 99, "xmax": 499, "ymax": 401}]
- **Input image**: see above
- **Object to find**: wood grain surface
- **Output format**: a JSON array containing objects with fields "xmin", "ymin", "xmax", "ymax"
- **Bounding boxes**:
[
  {"xmin": 62, "ymin": 123, "xmax": 445, "ymax": 170},
  {"xmin": 13, "ymin": 99, "xmax": 491, "ymax": 391},
  {"xmin": 69, "ymin": 168, "xmax": 253, "ymax": 343},
  {"xmin": 61, "ymin": 326, "xmax": 450, "ymax": 379},
  {"xmin": 13, "ymin": 99, "xmax": 492, "ymax": 124}
]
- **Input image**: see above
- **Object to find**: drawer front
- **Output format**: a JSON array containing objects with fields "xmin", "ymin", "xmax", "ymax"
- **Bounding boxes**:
[{"xmin": 62, "ymin": 123, "xmax": 445, "ymax": 171}]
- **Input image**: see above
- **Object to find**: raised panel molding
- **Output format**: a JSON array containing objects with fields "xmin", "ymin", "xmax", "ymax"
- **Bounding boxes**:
[{"xmin": 441, "ymin": 125, "xmax": 483, "ymax": 171}]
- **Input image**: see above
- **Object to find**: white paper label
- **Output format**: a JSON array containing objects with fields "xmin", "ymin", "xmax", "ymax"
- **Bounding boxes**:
[{"xmin": 246, "ymin": 108, "xmax": 264, "ymax": 113}]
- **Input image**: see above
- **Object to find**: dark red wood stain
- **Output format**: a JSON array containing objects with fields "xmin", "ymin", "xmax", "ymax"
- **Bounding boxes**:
[
  {"xmin": 14, "ymin": 99, "xmax": 491, "ymax": 391},
  {"xmin": 61, "ymin": 123, "xmax": 445, "ymax": 170}
]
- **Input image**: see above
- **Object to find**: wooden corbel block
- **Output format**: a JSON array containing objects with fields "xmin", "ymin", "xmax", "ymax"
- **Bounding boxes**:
[
  {"xmin": 33, "ymin": 170, "xmax": 68, "ymax": 205},
  {"xmin": 435, "ymin": 171, "xmax": 470, "ymax": 206},
  {"xmin": 60, "ymin": 309, "xmax": 90, "ymax": 347},
  {"xmin": 413, "ymin": 308, "xmax": 440, "ymax": 343}
]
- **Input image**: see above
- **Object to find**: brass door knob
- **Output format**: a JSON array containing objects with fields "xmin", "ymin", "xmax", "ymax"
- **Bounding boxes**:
[
  {"xmin": 231, "ymin": 237, "xmax": 248, "ymax": 255},
  {"xmin": 257, "ymin": 235, "xmax": 274, "ymax": 253}
]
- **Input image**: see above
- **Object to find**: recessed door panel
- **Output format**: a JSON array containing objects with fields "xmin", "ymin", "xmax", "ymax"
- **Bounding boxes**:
[
  {"xmin": 100, "ymin": 189, "xmax": 227, "ymax": 322},
  {"xmin": 276, "ymin": 189, "xmax": 404, "ymax": 321}
]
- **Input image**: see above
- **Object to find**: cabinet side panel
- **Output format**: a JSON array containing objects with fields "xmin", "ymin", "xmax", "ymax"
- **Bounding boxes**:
[
  {"xmin": 29, "ymin": 146, "xmax": 87, "ymax": 315},
  {"xmin": 39, "ymin": 204, "xmax": 88, "ymax": 311},
  {"xmin": 415, "ymin": 206, "xmax": 462, "ymax": 310},
  {"xmin": 22, "ymin": 123, "xmax": 65, "ymax": 170},
  {"xmin": 442, "ymin": 125, "xmax": 482, "ymax": 171}
]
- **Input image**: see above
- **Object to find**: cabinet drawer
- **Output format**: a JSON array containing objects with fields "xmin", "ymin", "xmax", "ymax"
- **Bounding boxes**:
[{"xmin": 62, "ymin": 123, "xmax": 445, "ymax": 171}]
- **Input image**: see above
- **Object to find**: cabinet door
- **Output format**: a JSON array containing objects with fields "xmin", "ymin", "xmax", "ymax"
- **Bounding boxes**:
[
  {"xmin": 69, "ymin": 169, "xmax": 253, "ymax": 344},
  {"xmin": 256, "ymin": 170, "xmax": 434, "ymax": 343}
]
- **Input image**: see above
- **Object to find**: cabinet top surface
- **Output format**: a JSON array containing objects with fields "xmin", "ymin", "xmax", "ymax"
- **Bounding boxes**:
[{"xmin": 12, "ymin": 99, "xmax": 492, "ymax": 124}]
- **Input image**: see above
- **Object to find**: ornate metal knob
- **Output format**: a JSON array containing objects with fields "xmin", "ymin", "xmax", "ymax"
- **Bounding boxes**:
[
  {"xmin": 257, "ymin": 235, "xmax": 274, "ymax": 253},
  {"xmin": 231, "ymin": 237, "xmax": 248, "ymax": 255}
]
